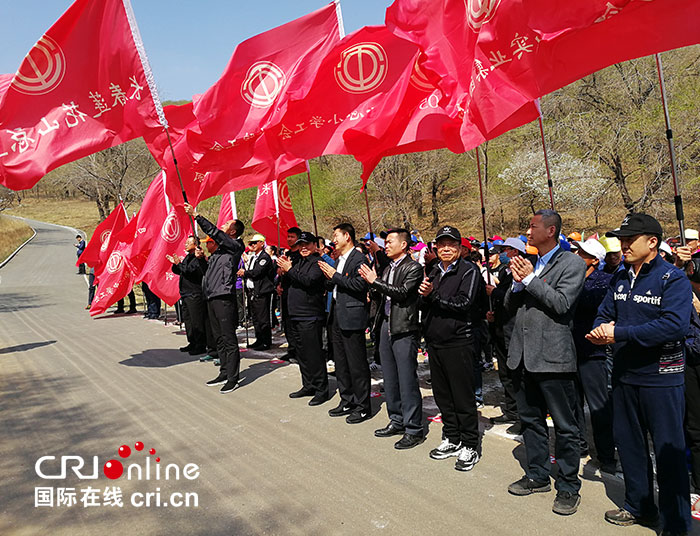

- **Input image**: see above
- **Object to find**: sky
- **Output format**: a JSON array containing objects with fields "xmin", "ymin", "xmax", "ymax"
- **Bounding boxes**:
[{"xmin": 0, "ymin": 0, "xmax": 394, "ymax": 102}]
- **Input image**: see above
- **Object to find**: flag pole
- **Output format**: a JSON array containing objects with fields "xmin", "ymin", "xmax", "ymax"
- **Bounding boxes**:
[
  {"xmin": 475, "ymin": 147, "xmax": 493, "ymax": 311},
  {"xmin": 364, "ymin": 186, "xmax": 374, "ymax": 239},
  {"xmin": 655, "ymin": 53, "xmax": 685, "ymax": 246},
  {"xmin": 306, "ymin": 162, "xmax": 319, "ymax": 237},
  {"xmin": 273, "ymin": 179, "xmax": 281, "ymax": 248},
  {"xmin": 538, "ymin": 116, "xmax": 555, "ymax": 210},
  {"xmin": 163, "ymin": 128, "xmax": 198, "ymax": 240}
]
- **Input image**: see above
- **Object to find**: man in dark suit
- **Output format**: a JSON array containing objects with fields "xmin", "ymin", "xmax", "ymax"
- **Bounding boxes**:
[
  {"xmin": 239, "ymin": 233, "xmax": 274, "ymax": 351},
  {"xmin": 169, "ymin": 235, "xmax": 208, "ymax": 355},
  {"xmin": 504, "ymin": 209, "xmax": 587, "ymax": 516},
  {"xmin": 360, "ymin": 229, "xmax": 424, "ymax": 449},
  {"xmin": 319, "ymin": 223, "xmax": 371, "ymax": 424}
]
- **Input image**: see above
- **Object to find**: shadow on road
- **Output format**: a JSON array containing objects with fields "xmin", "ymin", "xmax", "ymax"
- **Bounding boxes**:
[
  {"xmin": 0, "ymin": 293, "xmax": 52, "ymax": 312},
  {"xmin": 120, "ymin": 349, "xmax": 200, "ymax": 368},
  {"xmin": 0, "ymin": 340, "xmax": 57, "ymax": 355}
]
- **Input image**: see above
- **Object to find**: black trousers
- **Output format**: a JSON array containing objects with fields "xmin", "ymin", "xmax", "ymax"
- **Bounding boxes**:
[
  {"xmin": 88, "ymin": 273, "xmax": 96, "ymax": 306},
  {"xmin": 207, "ymin": 297, "xmax": 241, "ymax": 382},
  {"xmin": 379, "ymin": 321, "xmax": 422, "ymax": 435},
  {"xmin": 686, "ymin": 362, "xmax": 700, "ymax": 493},
  {"xmin": 427, "ymin": 341, "xmax": 480, "ymax": 448},
  {"xmin": 250, "ymin": 292, "xmax": 272, "ymax": 346},
  {"xmin": 613, "ymin": 382, "xmax": 690, "ymax": 533},
  {"xmin": 331, "ymin": 306, "xmax": 370, "ymax": 413},
  {"xmin": 491, "ymin": 324, "xmax": 518, "ymax": 420},
  {"xmin": 281, "ymin": 292, "xmax": 297, "ymax": 358},
  {"xmin": 116, "ymin": 290, "xmax": 136, "ymax": 313},
  {"xmin": 236, "ymin": 288, "xmax": 245, "ymax": 326},
  {"xmin": 291, "ymin": 318, "xmax": 328, "ymax": 396},
  {"xmin": 511, "ymin": 367, "xmax": 581, "ymax": 494},
  {"xmin": 574, "ymin": 357, "xmax": 615, "ymax": 465},
  {"xmin": 182, "ymin": 294, "xmax": 207, "ymax": 350}
]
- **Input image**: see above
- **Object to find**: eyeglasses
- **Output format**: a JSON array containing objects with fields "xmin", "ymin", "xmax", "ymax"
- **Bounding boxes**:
[{"xmin": 248, "ymin": 241, "xmax": 259, "ymax": 245}]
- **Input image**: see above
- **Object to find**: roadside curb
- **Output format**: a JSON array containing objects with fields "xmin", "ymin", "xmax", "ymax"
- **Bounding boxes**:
[{"xmin": 0, "ymin": 219, "xmax": 36, "ymax": 270}]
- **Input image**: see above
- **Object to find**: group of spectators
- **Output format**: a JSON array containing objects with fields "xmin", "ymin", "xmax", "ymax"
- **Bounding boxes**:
[{"xmin": 90, "ymin": 203, "xmax": 699, "ymax": 535}]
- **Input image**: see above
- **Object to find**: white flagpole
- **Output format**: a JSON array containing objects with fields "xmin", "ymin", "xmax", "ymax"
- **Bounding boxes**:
[
  {"xmin": 230, "ymin": 192, "xmax": 238, "ymax": 220},
  {"xmin": 334, "ymin": 0, "xmax": 346, "ymax": 39}
]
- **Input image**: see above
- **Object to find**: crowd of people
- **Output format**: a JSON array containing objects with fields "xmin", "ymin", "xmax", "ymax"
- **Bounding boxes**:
[{"xmin": 83, "ymin": 204, "xmax": 700, "ymax": 535}]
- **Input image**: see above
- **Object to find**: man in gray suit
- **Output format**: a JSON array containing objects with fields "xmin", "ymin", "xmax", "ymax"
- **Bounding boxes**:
[{"xmin": 504, "ymin": 209, "xmax": 587, "ymax": 516}]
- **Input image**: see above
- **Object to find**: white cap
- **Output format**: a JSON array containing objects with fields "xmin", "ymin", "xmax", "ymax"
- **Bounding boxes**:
[
  {"xmin": 502, "ymin": 237, "xmax": 526, "ymax": 254},
  {"xmin": 685, "ymin": 228, "xmax": 699, "ymax": 241},
  {"xmin": 575, "ymin": 238, "xmax": 606, "ymax": 263},
  {"xmin": 660, "ymin": 241, "xmax": 673, "ymax": 256}
]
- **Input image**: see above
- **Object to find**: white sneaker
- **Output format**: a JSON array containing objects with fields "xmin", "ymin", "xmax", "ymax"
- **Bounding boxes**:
[
  {"xmin": 429, "ymin": 438, "xmax": 462, "ymax": 460},
  {"xmin": 454, "ymin": 446, "xmax": 480, "ymax": 472}
]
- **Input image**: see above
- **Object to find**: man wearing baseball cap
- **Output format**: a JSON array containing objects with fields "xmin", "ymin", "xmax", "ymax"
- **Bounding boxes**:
[
  {"xmin": 419, "ymin": 225, "xmax": 485, "ymax": 471},
  {"xmin": 588, "ymin": 213, "xmax": 692, "ymax": 533},
  {"xmin": 238, "ymin": 234, "xmax": 275, "ymax": 351},
  {"xmin": 571, "ymin": 238, "xmax": 616, "ymax": 474}
]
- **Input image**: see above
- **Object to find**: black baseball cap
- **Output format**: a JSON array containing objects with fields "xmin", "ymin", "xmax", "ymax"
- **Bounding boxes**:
[
  {"xmin": 296, "ymin": 231, "xmax": 316, "ymax": 244},
  {"xmin": 435, "ymin": 225, "xmax": 461, "ymax": 242},
  {"xmin": 606, "ymin": 213, "xmax": 663, "ymax": 238}
]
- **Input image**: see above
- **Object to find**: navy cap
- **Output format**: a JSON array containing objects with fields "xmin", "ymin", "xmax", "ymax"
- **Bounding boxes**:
[
  {"xmin": 296, "ymin": 231, "xmax": 316, "ymax": 244},
  {"xmin": 606, "ymin": 213, "xmax": 663, "ymax": 238},
  {"xmin": 435, "ymin": 225, "xmax": 461, "ymax": 242}
]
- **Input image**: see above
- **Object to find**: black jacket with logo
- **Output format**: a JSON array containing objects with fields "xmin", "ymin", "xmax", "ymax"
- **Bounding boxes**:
[
  {"xmin": 196, "ymin": 215, "xmax": 244, "ymax": 300},
  {"xmin": 286, "ymin": 252, "xmax": 326, "ymax": 318},
  {"xmin": 420, "ymin": 258, "xmax": 484, "ymax": 346},
  {"xmin": 172, "ymin": 252, "xmax": 208, "ymax": 298},
  {"xmin": 243, "ymin": 250, "xmax": 275, "ymax": 296}
]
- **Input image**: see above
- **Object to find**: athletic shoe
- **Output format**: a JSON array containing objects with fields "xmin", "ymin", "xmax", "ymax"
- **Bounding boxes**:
[
  {"xmin": 429, "ymin": 438, "xmax": 462, "ymax": 460},
  {"xmin": 328, "ymin": 403, "xmax": 353, "ymax": 417},
  {"xmin": 180, "ymin": 345, "xmax": 192, "ymax": 353},
  {"xmin": 199, "ymin": 354, "xmax": 215, "ymax": 362},
  {"xmin": 205, "ymin": 375, "xmax": 227, "ymax": 387},
  {"xmin": 455, "ymin": 447, "xmax": 480, "ymax": 471},
  {"xmin": 552, "ymin": 491, "xmax": 580, "ymax": 515},
  {"xmin": 508, "ymin": 476, "xmax": 552, "ymax": 496},
  {"xmin": 346, "ymin": 411, "xmax": 370, "ymax": 424},
  {"xmin": 604, "ymin": 508, "xmax": 659, "ymax": 527},
  {"xmin": 219, "ymin": 380, "xmax": 239, "ymax": 394}
]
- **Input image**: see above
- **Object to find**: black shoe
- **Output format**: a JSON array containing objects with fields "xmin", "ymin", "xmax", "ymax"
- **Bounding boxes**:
[
  {"xmin": 278, "ymin": 353, "xmax": 293, "ymax": 362},
  {"xmin": 254, "ymin": 344, "xmax": 271, "ymax": 351},
  {"xmin": 205, "ymin": 375, "xmax": 227, "ymax": 386},
  {"xmin": 374, "ymin": 422, "xmax": 405, "ymax": 438},
  {"xmin": 394, "ymin": 433, "xmax": 424, "ymax": 450},
  {"xmin": 180, "ymin": 345, "xmax": 193, "ymax": 353},
  {"xmin": 328, "ymin": 403, "xmax": 354, "ymax": 417},
  {"xmin": 490, "ymin": 414, "xmax": 517, "ymax": 425},
  {"xmin": 604, "ymin": 508, "xmax": 659, "ymax": 527},
  {"xmin": 126, "ymin": 308, "xmax": 138, "ymax": 314},
  {"xmin": 346, "ymin": 410, "xmax": 371, "ymax": 424},
  {"xmin": 114, "ymin": 309, "xmax": 125, "ymax": 315},
  {"xmin": 599, "ymin": 461, "xmax": 619, "ymax": 475},
  {"xmin": 580, "ymin": 448, "xmax": 590, "ymax": 458},
  {"xmin": 219, "ymin": 380, "xmax": 240, "ymax": 394},
  {"xmin": 188, "ymin": 347, "xmax": 207, "ymax": 355},
  {"xmin": 508, "ymin": 476, "xmax": 551, "ymax": 496},
  {"xmin": 552, "ymin": 491, "xmax": 581, "ymax": 515},
  {"xmin": 289, "ymin": 388, "xmax": 315, "ymax": 399},
  {"xmin": 506, "ymin": 423, "xmax": 522, "ymax": 435},
  {"xmin": 247, "ymin": 342, "xmax": 262, "ymax": 349},
  {"xmin": 308, "ymin": 393, "xmax": 330, "ymax": 406}
]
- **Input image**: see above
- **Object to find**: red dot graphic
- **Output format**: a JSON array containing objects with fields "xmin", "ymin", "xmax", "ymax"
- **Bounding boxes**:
[
  {"xmin": 149, "ymin": 448, "xmax": 156, "ymax": 455},
  {"xmin": 103, "ymin": 460, "xmax": 123, "ymax": 479},
  {"xmin": 134, "ymin": 441, "xmax": 144, "ymax": 451},
  {"xmin": 118, "ymin": 445, "xmax": 131, "ymax": 458},
  {"xmin": 155, "ymin": 457, "xmax": 160, "ymax": 462}
]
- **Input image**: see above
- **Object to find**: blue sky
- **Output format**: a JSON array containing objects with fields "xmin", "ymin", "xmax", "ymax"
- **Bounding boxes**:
[{"xmin": 0, "ymin": 0, "xmax": 393, "ymax": 101}]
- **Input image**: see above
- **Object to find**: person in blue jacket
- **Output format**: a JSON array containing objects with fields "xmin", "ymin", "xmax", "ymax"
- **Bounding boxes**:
[{"xmin": 587, "ymin": 213, "xmax": 692, "ymax": 535}]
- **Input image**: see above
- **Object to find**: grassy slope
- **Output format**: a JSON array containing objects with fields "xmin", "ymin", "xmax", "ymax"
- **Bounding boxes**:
[
  {"xmin": 0, "ymin": 216, "xmax": 35, "ymax": 263},
  {"xmin": 6, "ymin": 198, "xmax": 104, "ymax": 237}
]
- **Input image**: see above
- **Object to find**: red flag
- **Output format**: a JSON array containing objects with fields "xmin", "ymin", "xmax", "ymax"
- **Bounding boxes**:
[
  {"xmin": 251, "ymin": 178, "xmax": 298, "ymax": 248},
  {"xmin": 89, "ymin": 217, "xmax": 137, "ymax": 316},
  {"xmin": 0, "ymin": 0, "xmax": 162, "ymax": 191},
  {"xmin": 139, "ymin": 205, "xmax": 191, "ymax": 305},
  {"xmin": 264, "ymin": 26, "xmax": 421, "ymax": 162},
  {"xmin": 77, "ymin": 201, "xmax": 128, "ymax": 268},
  {"xmin": 217, "ymin": 192, "xmax": 238, "ymax": 228},
  {"xmin": 386, "ymin": 0, "xmax": 700, "ymax": 135},
  {"xmin": 189, "ymin": 2, "xmax": 342, "ymax": 167}
]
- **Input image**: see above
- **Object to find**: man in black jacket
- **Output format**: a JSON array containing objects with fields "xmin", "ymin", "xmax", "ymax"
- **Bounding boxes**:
[
  {"xmin": 169, "ymin": 235, "xmax": 208, "ymax": 355},
  {"xmin": 419, "ymin": 225, "xmax": 484, "ymax": 472},
  {"xmin": 278, "ymin": 231, "xmax": 329, "ymax": 405},
  {"xmin": 184, "ymin": 203, "xmax": 245, "ymax": 394},
  {"xmin": 360, "ymin": 229, "xmax": 425, "ymax": 449},
  {"xmin": 238, "ymin": 234, "xmax": 274, "ymax": 351},
  {"xmin": 279, "ymin": 227, "xmax": 303, "ymax": 361},
  {"xmin": 319, "ymin": 223, "xmax": 372, "ymax": 424}
]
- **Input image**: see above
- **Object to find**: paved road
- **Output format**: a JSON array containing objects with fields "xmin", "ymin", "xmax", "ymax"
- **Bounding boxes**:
[{"xmin": 0, "ymin": 219, "xmax": 692, "ymax": 535}]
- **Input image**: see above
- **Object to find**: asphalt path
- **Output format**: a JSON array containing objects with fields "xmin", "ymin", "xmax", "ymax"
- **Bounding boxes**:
[{"xmin": 1, "ymin": 219, "xmax": 692, "ymax": 535}]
